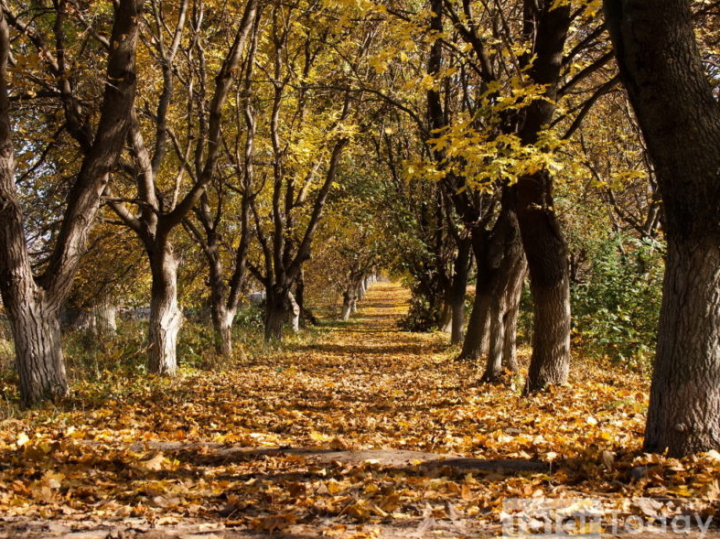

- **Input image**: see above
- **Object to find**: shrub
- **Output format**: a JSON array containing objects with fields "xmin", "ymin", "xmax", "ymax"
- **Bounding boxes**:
[{"xmin": 571, "ymin": 233, "xmax": 663, "ymax": 370}]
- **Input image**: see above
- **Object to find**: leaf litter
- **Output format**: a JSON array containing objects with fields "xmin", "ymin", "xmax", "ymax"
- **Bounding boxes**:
[{"xmin": 1, "ymin": 283, "xmax": 719, "ymax": 538}]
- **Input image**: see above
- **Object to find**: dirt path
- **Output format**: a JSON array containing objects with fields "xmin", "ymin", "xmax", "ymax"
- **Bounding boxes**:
[{"xmin": 1, "ymin": 283, "xmax": 716, "ymax": 538}]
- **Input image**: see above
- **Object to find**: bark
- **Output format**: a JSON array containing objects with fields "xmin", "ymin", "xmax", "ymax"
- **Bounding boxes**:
[
  {"xmin": 517, "ymin": 173, "xmax": 571, "ymax": 393},
  {"xmin": 516, "ymin": 1, "xmax": 573, "ymax": 393},
  {"xmin": 480, "ymin": 195, "xmax": 526, "ymax": 382},
  {"xmin": 604, "ymin": 0, "xmax": 720, "ymax": 456},
  {"xmin": 341, "ymin": 289, "xmax": 354, "ymax": 321},
  {"xmin": 94, "ymin": 294, "xmax": 117, "ymax": 339},
  {"xmin": 439, "ymin": 302, "xmax": 452, "ymax": 333},
  {"xmin": 482, "ymin": 252, "xmax": 526, "ymax": 381},
  {"xmin": 5, "ymin": 292, "xmax": 67, "ymax": 406},
  {"xmin": 483, "ymin": 298, "xmax": 506, "ymax": 383},
  {"xmin": 204, "ymin": 241, "xmax": 236, "ymax": 357},
  {"xmin": 211, "ymin": 303, "xmax": 233, "ymax": 357},
  {"xmin": 265, "ymin": 287, "xmax": 287, "ymax": 341},
  {"xmin": 358, "ymin": 278, "xmax": 367, "ymax": 301},
  {"xmin": 458, "ymin": 290, "xmax": 490, "ymax": 360},
  {"xmin": 503, "ymin": 259, "xmax": 526, "ymax": 374},
  {"xmin": 643, "ymin": 239, "xmax": 720, "ymax": 455},
  {"xmin": 148, "ymin": 245, "xmax": 182, "ymax": 375},
  {"xmin": 0, "ymin": 1, "xmax": 141, "ymax": 406},
  {"xmin": 448, "ymin": 237, "xmax": 472, "ymax": 344},
  {"xmin": 288, "ymin": 291, "xmax": 300, "ymax": 333},
  {"xmin": 295, "ymin": 268, "xmax": 311, "ymax": 328},
  {"xmin": 450, "ymin": 300, "xmax": 465, "ymax": 344}
]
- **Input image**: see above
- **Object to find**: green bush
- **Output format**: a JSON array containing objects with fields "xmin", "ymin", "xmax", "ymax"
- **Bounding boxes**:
[{"xmin": 571, "ymin": 233, "xmax": 663, "ymax": 369}]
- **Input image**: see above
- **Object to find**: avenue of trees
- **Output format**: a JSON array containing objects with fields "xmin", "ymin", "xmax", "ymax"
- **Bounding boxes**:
[{"xmin": 0, "ymin": 0, "xmax": 718, "ymax": 458}]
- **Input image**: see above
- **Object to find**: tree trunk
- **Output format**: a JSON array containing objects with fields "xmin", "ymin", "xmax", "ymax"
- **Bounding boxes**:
[
  {"xmin": 206, "ymin": 253, "xmax": 235, "ymax": 357},
  {"xmin": 211, "ymin": 303, "xmax": 234, "ymax": 357},
  {"xmin": 450, "ymin": 299, "xmax": 465, "ymax": 344},
  {"xmin": 482, "ymin": 296, "xmax": 507, "ymax": 382},
  {"xmin": 4, "ymin": 291, "xmax": 67, "ymax": 407},
  {"xmin": 448, "ymin": 236, "xmax": 472, "ymax": 344},
  {"xmin": 643, "ymin": 238, "xmax": 720, "ymax": 455},
  {"xmin": 341, "ymin": 289, "xmax": 354, "ymax": 321},
  {"xmin": 439, "ymin": 302, "xmax": 453, "ymax": 333},
  {"xmin": 458, "ymin": 232, "xmax": 491, "ymax": 360},
  {"xmin": 518, "ymin": 178, "xmax": 571, "ymax": 393},
  {"xmin": 288, "ymin": 291, "xmax": 300, "ymax": 333},
  {"xmin": 503, "ymin": 259, "xmax": 527, "ymax": 374},
  {"xmin": 515, "ymin": 0, "xmax": 572, "ymax": 394},
  {"xmin": 94, "ymin": 294, "xmax": 117, "ymax": 340},
  {"xmin": 295, "ymin": 269, "xmax": 310, "ymax": 328},
  {"xmin": 481, "ymin": 196, "xmax": 526, "ymax": 382},
  {"xmin": 265, "ymin": 287, "xmax": 287, "ymax": 341},
  {"xmin": 604, "ymin": 0, "xmax": 720, "ymax": 456},
  {"xmin": 458, "ymin": 279, "xmax": 490, "ymax": 360},
  {"xmin": 148, "ymin": 246, "xmax": 182, "ymax": 375},
  {"xmin": 358, "ymin": 278, "xmax": 367, "ymax": 301}
]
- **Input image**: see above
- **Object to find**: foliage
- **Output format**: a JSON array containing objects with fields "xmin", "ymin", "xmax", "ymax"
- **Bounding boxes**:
[
  {"xmin": 397, "ymin": 287, "xmax": 442, "ymax": 332},
  {"xmin": 571, "ymin": 234, "xmax": 663, "ymax": 370}
]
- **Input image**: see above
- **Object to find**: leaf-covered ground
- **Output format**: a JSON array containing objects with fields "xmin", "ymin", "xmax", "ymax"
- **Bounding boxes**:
[{"xmin": 1, "ymin": 283, "xmax": 720, "ymax": 538}]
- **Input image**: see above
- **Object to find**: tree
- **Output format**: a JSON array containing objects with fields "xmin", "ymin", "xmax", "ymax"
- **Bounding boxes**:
[
  {"xmin": 604, "ymin": 0, "xmax": 720, "ymax": 456},
  {"xmin": 422, "ymin": 0, "xmax": 615, "ymax": 389},
  {"xmin": 108, "ymin": 0, "xmax": 259, "ymax": 373},
  {"xmin": 183, "ymin": 12, "xmax": 262, "ymax": 358},
  {"xmin": 0, "ymin": 0, "xmax": 143, "ymax": 406},
  {"xmin": 246, "ymin": 0, "xmax": 366, "ymax": 341},
  {"xmin": 514, "ymin": 0, "xmax": 573, "ymax": 392}
]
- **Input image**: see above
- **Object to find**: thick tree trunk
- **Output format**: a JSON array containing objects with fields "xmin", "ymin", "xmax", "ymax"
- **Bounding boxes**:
[
  {"xmin": 265, "ymin": 287, "xmax": 287, "ymax": 341},
  {"xmin": 458, "ymin": 232, "xmax": 491, "ymax": 360},
  {"xmin": 0, "ymin": 1, "xmax": 141, "ymax": 406},
  {"xmin": 295, "ymin": 269, "xmax": 310, "ymax": 328},
  {"xmin": 358, "ymin": 278, "xmax": 367, "ymax": 301},
  {"xmin": 148, "ymin": 246, "xmax": 182, "ymax": 375},
  {"xmin": 483, "ymin": 297, "xmax": 507, "ymax": 382},
  {"xmin": 518, "ymin": 177, "xmax": 571, "ymax": 392},
  {"xmin": 207, "ymin": 254, "xmax": 235, "ymax": 357},
  {"xmin": 643, "ymin": 238, "xmax": 720, "ymax": 455},
  {"xmin": 481, "ymin": 254, "xmax": 526, "ymax": 381},
  {"xmin": 458, "ymin": 278, "xmax": 490, "ymax": 360},
  {"xmin": 514, "ymin": 0, "xmax": 572, "ymax": 393},
  {"xmin": 503, "ymin": 259, "xmax": 527, "ymax": 374},
  {"xmin": 604, "ymin": 0, "xmax": 720, "ymax": 456},
  {"xmin": 4, "ymin": 291, "xmax": 67, "ymax": 407}
]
